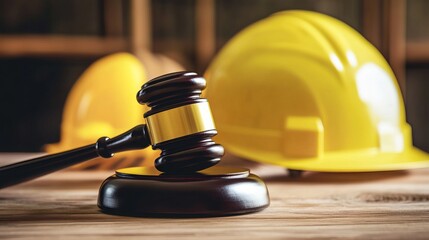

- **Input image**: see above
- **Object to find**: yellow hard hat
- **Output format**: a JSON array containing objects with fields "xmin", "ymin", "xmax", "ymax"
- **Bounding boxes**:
[
  {"xmin": 205, "ymin": 10, "xmax": 429, "ymax": 172},
  {"xmin": 45, "ymin": 53, "xmax": 158, "ymax": 169}
]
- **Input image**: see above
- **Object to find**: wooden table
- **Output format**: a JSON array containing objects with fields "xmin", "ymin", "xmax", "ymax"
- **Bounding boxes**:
[{"xmin": 1, "ymin": 153, "xmax": 429, "ymax": 239}]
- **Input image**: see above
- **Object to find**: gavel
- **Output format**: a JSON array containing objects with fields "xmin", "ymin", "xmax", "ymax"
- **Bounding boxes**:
[{"xmin": 0, "ymin": 71, "xmax": 269, "ymax": 217}]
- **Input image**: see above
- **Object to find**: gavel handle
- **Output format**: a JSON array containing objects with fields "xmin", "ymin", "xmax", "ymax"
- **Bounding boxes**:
[{"xmin": 0, "ymin": 124, "xmax": 151, "ymax": 189}]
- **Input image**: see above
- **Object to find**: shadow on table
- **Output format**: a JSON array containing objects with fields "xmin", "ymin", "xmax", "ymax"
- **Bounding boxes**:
[
  {"xmin": 262, "ymin": 170, "xmax": 410, "ymax": 184},
  {"xmin": 221, "ymin": 153, "xmax": 411, "ymax": 184}
]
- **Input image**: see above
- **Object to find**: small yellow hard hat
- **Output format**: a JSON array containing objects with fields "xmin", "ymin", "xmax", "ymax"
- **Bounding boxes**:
[
  {"xmin": 45, "ymin": 53, "xmax": 159, "ymax": 169},
  {"xmin": 205, "ymin": 10, "xmax": 429, "ymax": 172}
]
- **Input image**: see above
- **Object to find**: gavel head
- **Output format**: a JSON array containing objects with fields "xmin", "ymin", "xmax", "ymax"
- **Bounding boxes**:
[{"xmin": 137, "ymin": 71, "xmax": 224, "ymax": 173}]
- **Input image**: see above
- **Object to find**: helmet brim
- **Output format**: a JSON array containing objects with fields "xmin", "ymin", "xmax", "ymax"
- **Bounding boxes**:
[{"xmin": 227, "ymin": 146, "xmax": 429, "ymax": 172}]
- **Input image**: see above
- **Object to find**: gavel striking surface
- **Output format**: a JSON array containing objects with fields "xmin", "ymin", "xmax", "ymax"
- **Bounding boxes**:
[{"xmin": 98, "ymin": 166, "xmax": 269, "ymax": 217}]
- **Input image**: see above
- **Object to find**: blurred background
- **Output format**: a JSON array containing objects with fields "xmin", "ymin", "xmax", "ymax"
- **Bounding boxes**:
[{"xmin": 0, "ymin": 0, "xmax": 428, "ymax": 153}]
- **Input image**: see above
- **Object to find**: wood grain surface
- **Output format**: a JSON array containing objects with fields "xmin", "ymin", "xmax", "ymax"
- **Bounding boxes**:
[{"xmin": 1, "ymin": 153, "xmax": 429, "ymax": 239}]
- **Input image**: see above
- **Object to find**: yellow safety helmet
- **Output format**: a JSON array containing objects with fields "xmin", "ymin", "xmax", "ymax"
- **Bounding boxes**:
[
  {"xmin": 205, "ymin": 10, "xmax": 429, "ymax": 172},
  {"xmin": 45, "ymin": 53, "xmax": 158, "ymax": 169}
]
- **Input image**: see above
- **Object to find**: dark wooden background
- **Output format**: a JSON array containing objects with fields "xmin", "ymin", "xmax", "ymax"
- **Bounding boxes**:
[{"xmin": 0, "ymin": 0, "xmax": 428, "ymax": 154}]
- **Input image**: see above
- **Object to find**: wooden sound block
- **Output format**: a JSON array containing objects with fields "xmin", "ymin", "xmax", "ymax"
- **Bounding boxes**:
[{"xmin": 98, "ymin": 166, "xmax": 270, "ymax": 217}]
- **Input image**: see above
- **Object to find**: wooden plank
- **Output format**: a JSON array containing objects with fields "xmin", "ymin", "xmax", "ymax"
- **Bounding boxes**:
[
  {"xmin": 407, "ymin": 41, "xmax": 429, "ymax": 62},
  {"xmin": 0, "ymin": 35, "xmax": 127, "ymax": 57},
  {"xmin": 130, "ymin": 0, "xmax": 152, "ymax": 53},
  {"xmin": 195, "ymin": 0, "xmax": 215, "ymax": 71},
  {"xmin": 384, "ymin": 0, "xmax": 407, "ymax": 96},
  {"xmin": 1, "ymin": 153, "xmax": 429, "ymax": 239}
]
